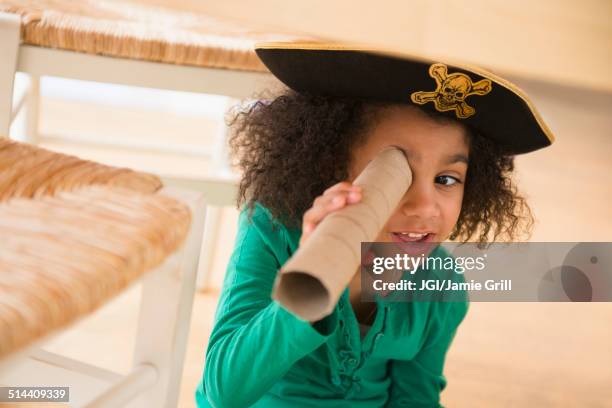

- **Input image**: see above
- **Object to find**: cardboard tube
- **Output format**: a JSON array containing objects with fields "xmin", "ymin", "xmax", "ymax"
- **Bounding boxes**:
[{"xmin": 271, "ymin": 145, "xmax": 412, "ymax": 321}]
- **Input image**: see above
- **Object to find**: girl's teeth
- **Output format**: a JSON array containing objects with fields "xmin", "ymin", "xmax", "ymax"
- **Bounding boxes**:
[
  {"xmin": 400, "ymin": 232, "xmax": 426, "ymax": 238},
  {"xmin": 394, "ymin": 232, "xmax": 429, "ymax": 242}
]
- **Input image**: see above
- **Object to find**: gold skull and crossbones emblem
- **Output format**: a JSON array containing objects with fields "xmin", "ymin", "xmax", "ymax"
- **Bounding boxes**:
[{"xmin": 411, "ymin": 63, "xmax": 492, "ymax": 119}]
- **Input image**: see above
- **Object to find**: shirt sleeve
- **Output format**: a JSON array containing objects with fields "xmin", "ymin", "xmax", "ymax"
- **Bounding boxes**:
[
  {"xmin": 202, "ymin": 206, "xmax": 339, "ymax": 408},
  {"xmin": 384, "ymin": 300, "xmax": 469, "ymax": 408}
]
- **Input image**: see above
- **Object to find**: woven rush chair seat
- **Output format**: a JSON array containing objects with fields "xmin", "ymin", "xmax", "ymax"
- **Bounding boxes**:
[
  {"xmin": 0, "ymin": 0, "xmax": 306, "ymax": 71},
  {"xmin": 0, "ymin": 139, "xmax": 192, "ymax": 360}
]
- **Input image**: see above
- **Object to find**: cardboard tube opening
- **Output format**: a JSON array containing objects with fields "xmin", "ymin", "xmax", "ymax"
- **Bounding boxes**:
[{"xmin": 275, "ymin": 271, "xmax": 330, "ymax": 321}]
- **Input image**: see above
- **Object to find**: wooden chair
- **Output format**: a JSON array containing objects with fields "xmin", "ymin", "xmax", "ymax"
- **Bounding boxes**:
[
  {"xmin": 0, "ymin": 0, "xmax": 301, "ymax": 291},
  {"xmin": 0, "ymin": 138, "xmax": 207, "ymax": 407}
]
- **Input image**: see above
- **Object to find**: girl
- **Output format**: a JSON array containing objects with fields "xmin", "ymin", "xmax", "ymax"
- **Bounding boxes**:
[{"xmin": 195, "ymin": 42, "xmax": 554, "ymax": 407}]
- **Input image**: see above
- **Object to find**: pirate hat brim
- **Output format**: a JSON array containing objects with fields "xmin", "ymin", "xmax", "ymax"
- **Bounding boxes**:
[{"xmin": 255, "ymin": 42, "xmax": 554, "ymax": 155}]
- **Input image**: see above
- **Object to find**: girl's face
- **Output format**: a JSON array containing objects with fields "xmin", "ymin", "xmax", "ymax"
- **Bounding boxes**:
[{"xmin": 348, "ymin": 105, "xmax": 469, "ymax": 244}]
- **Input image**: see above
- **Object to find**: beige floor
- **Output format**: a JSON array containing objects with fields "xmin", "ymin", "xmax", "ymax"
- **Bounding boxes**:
[
  {"xmin": 42, "ymin": 287, "xmax": 612, "ymax": 408},
  {"xmin": 12, "ymin": 83, "xmax": 612, "ymax": 408}
]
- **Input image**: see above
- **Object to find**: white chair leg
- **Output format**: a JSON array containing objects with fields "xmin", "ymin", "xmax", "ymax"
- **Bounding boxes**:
[
  {"xmin": 195, "ymin": 97, "xmax": 237, "ymax": 291},
  {"xmin": 210, "ymin": 97, "xmax": 236, "ymax": 176},
  {"xmin": 0, "ymin": 12, "xmax": 20, "ymax": 137},
  {"xmin": 24, "ymin": 74, "xmax": 40, "ymax": 144},
  {"xmin": 128, "ymin": 188, "xmax": 207, "ymax": 408},
  {"xmin": 196, "ymin": 205, "xmax": 223, "ymax": 291}
]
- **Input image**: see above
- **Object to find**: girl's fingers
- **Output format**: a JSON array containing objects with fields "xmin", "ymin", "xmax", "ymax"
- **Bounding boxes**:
[
  {"xmin": 346, "ymin": 190, "xmax": 361, "ymax": 203},
  {"xmin": 300, "ymin": 181, "xmax": 363, "ymax": 246},
  {"xmin": 303, "ymin": 190, "xmax": 361, "ymax": 228}
]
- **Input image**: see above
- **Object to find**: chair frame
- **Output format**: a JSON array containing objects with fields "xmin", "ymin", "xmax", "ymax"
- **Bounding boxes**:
[{"xmin": 0, "ymin": 11, "xmax": 274, "ymax": 407}]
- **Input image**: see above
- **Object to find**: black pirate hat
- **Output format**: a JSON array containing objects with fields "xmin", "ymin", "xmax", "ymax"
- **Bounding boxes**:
[{"xmin": 255, "ymin": 42, "xmax": 554, "ymax": 155}]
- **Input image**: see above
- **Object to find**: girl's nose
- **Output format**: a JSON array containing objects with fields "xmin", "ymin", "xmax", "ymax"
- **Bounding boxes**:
[{"xmin": 398, "ymin": 182, "xmax": 440, "ymax": 220}]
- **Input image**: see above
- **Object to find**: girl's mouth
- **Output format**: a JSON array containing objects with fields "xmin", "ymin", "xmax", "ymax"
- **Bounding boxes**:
[
  {"xmin": 390, "ymin": 232, "xmax": 434, "ymax": 243},
  {"xmin": 389, "ymin": 232, "xmax": 437, "ymax": 257}
]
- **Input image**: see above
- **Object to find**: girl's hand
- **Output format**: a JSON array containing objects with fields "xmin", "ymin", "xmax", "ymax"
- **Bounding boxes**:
[{"xmin": 299, "ymin": 181, "xmax": 362, "ymax": 247}]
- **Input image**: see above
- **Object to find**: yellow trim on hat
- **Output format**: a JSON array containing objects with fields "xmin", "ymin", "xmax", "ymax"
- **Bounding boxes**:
[{"xmin": 255, "ymin": 41, "xmax": 555, "ymax": 145}]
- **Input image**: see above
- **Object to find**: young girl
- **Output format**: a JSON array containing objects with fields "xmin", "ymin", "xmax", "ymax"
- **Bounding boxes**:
[{"xmin": 195, "ymin": 42, "xmax": 554, "ymax": 407}]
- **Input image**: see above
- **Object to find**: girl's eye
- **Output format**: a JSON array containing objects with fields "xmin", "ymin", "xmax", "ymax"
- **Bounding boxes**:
[{"xmin": 435, "ymin": 175, "xmax": 462, "ymax": 186}]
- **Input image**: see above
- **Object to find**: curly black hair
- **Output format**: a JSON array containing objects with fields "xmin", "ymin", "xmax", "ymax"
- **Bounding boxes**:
[{"xmin": 226, "ymin": 88, "xmax": 534, "ymax": 247}]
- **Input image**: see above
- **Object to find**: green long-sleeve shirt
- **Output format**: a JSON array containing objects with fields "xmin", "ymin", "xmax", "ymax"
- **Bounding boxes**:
[{"xmin": 195, "ymin": 202, "xmax": 469, "ymax": 407}]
